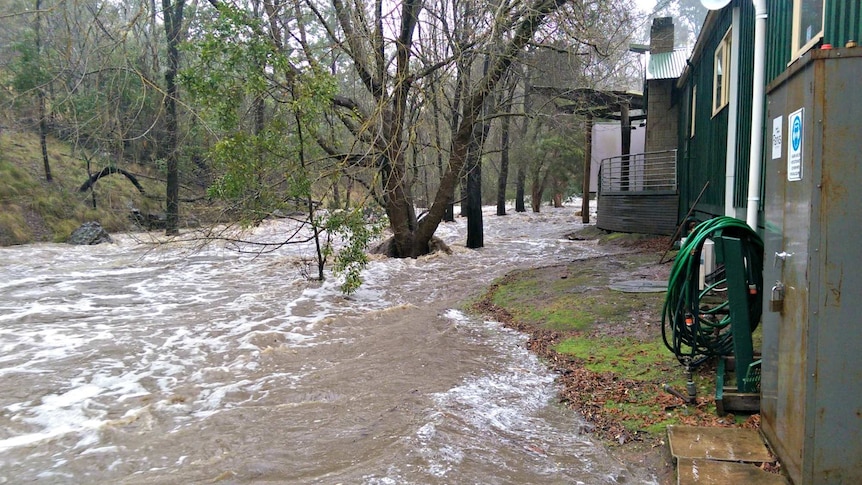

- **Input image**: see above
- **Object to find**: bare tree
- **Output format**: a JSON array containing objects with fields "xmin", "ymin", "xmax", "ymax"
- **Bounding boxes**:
[
  {"xmin": 34, "ymin": 0, "xmax": 51, "ymax": 182},
  {"xmin": 163, "ymin": 0, "xmax": 185, "ymax": 235}
]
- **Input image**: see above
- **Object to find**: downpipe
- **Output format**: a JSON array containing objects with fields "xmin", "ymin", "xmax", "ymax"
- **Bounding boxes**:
[{"xmin": 745, "ymin": 0, "xmax": 768, "ymax": 229}]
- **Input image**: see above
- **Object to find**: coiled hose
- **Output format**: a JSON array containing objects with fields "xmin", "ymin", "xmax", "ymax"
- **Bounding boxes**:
[{"xmin": 661, "ymin": 216, "xmax": 764, "ymax": 366}]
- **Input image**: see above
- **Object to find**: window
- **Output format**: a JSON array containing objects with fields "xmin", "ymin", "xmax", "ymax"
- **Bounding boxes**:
[
  {"xmin": 792, "ymin": 0, "xmax": 824, "ymax": 57},
  {"xmin": 690, "ymin": 85, "xmax": 697, "ymax": 138},
  {"xmin": 712, "ymin": 28, "xmax": 732, "ymax": 116}
]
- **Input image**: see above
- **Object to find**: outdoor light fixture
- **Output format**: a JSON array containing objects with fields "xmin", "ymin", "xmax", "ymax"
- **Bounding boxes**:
[{"xmin": 700, "ymin": 0, "xmax": 731, "ymax": 9}]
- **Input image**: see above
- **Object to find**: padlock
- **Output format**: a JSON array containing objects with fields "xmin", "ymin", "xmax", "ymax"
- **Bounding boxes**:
[{"xmin": 770, "ymin": 282, "xmax": 785, "ymax": 312}]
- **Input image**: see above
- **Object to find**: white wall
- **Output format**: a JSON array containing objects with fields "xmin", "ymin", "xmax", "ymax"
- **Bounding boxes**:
[{"xmin": 590, "ymin": 121, "xmax": 647, "ymax": 192}]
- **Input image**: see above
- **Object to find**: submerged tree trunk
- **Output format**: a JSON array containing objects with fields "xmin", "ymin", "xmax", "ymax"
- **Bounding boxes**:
[
  {"xmin": 465, "ymin": 120, "xmax": 489, "ymax": 248},
  {"xmin": 465, "ymin": 161, "xmax": 483, "ymax": 248},
  {"xmin": 496, "ymin": 107, "xmax": 511, "ymax": 216},
  {"xmin": 515, "ymin": 166, "xmax": 526, "ymax": 212},
  {"xmin": 162, "ymin": 0, "xmax": 185, "ymax": 236},
  {"xmin": 530, "ymin": 170, "xmax": 549, "ymax": 212},
  {"xmin": 465, "ymin": 54, "xmax": 493, "ymax": 248}
]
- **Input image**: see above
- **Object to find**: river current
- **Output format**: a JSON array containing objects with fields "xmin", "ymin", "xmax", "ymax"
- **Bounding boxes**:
[{"xmin": 0, "ymin": 206, "xmax": 657, "ymax": 484}]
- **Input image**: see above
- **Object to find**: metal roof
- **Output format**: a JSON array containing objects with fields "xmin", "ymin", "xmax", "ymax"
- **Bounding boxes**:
[
  {"xmin": 531, "ymin": 87, "xmax": 644, "ymax": 119},
  {"xmin": 647, "ymin": 49, "xmax": 689, "ymax": 80}
]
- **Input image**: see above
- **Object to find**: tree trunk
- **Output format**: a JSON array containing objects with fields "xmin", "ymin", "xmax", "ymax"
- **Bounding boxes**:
[
  {"xmin": 465, "ymin": 52, "xmax": 497, "ymax": 247},
  {"xmin": 459, "ymin": 174, "xmax": 468, "ymax": 216},
  {"xmin": 430, "ymin": 73, "xmax": 455, "ymax": 222},
  {"xmin": 78, "ymin": 166, "xmax": 147, "ymax": 194},
  {"xmin": 162, "ymin": 0, "xmax": 185, "ymax": 236},
  {"xmin": 332, "ymin": 178, "xmax": 342, "ymax": 209},
  {"xmin": 38, "ymin": 92, "xmax": 51, "ymax": 183},
  {"xmin": 465, "ymin": 118, "xmax": 489, "ymax": 248},
  {"xmin": 444, "ymin": 203, "xmax": 455, "ymax": 222},
  {"xmin": 496, "ymin": 100, "xmax": 512, "ymax": 216},
  {"xmin": 466, "ymin": 160, "xmax": 483, "ymax": 248},
  {"xmin": 530, "ymin": 184, "xmax": 541, "ymax": 212},
  {"xmin": 36, "ymin": 0, "xmax": 51, "ymax": 183},
  {"xmin": 295, "ymin": 113, "xmax": 325, "ymax": 281},
  {"xmin": 530, "ymin": 170, "xmax": 549, "ymax": 212},
  {"xmin": 514, "ymin": 68, "xmax": 531, "ymax": 213},
  {"xmin": 515, "ymin": 166, "xmax": 526, "ymax": 212},
  {"xmin": 371, "ymin": 0, "xmax": 422, "ymax": 257}
]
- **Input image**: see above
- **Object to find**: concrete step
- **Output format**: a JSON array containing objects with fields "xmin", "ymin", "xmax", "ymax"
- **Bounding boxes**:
[{"xmin": 667, "ymin": 425, "xmax": 788, "ymax": 485}]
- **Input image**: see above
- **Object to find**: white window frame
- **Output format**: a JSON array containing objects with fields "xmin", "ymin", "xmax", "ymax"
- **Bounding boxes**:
[
  {"xmin": 792, "ymin": 0, "xmax": 825, "ymax": 58},
  {"xmin": 712, "ymin": 28, "xmax": 732, "ymax": 116}
]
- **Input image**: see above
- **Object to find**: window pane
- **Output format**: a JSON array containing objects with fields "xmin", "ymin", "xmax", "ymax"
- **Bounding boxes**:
[
  {"xmin": 714, "ymin": 46, "xmax": 724, "ymax": 111},
  {"xmin": 724, "ymin": 35, "xmax": 731, "ymax": 104},
  {"xmin": 798, "ymin": 0, "xmax": 824, "ymax": 47}
]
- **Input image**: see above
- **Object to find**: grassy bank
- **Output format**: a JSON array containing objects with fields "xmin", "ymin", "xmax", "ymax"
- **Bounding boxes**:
[
  {"xmin": 472, "ymin": 231, "xmax": 762, "ymax": 480},
  {"xmin": 0, "ymin": 130, "xmax": 212, "ymax": 245}
]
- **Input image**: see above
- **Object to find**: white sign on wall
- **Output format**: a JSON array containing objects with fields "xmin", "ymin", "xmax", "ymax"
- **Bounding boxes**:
[
  {"xmin": 787, "ymin": 108, "xmax": 804, "ymax": 181},
  {"xmin": 772, "ymin": 116, "xmax": 782, "ymax": 160}
]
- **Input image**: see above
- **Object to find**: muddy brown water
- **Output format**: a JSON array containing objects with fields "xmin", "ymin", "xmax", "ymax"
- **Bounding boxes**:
[{"xmin": 0, "ymin": 207, "xmax": 657, "ymax": 484}]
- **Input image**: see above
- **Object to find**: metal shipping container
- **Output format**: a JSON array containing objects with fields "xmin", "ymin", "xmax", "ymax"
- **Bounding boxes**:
[{"xmin": 761, "ymin": 48, "xmax": 862, "ymax": 484}]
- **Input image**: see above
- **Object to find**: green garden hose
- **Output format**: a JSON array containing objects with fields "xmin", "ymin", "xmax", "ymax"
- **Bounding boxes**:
[{"xmin": 661, "ymin": 216, "xmax": 764, "ymax": 366}]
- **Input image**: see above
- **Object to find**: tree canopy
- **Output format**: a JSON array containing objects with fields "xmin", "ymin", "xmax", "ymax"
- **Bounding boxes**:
[{"xmin": 1, "ymin": 0, "xmax": 644, "ymax": 273}]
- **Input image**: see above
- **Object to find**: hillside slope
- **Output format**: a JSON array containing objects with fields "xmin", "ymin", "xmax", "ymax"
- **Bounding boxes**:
[{"xmin": 0, "ymin": 130, "xmax": 167, "ymax": 245}]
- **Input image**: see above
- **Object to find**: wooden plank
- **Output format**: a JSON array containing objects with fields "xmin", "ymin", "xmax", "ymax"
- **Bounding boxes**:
[
  {"xmin": 667, "ymin": 425, "xmax": 774, "ymax": 463},
  {"xmin": 597, "ymin": 193, "xmax": 679, "ymax": 235},
  {"xmin": 676, "ymin": 458, "xmax": 789, "ymax": 485},
  {"xmin": 717, "ymin": 391, "xmax": 761, "ymax": 415}
]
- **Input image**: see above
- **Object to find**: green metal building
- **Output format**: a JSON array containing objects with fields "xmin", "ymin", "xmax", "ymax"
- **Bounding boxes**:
[
  {"xmin": 676, "ymin": 0, "xmax": 862, "ymax": 225},
  {"xmin": 669, "ymin": 2, "xmax": 862, "ymax": 484}
]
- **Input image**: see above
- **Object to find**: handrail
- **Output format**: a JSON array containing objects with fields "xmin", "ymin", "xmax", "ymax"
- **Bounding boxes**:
[{"xmin": 600, "ymin": 149, "xmax": 677, "ymax": 193}]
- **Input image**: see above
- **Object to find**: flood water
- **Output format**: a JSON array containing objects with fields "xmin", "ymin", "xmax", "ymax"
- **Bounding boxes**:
[{"xmin": 0, "ymin": 206, "xmax": 657, "ymax": 484}]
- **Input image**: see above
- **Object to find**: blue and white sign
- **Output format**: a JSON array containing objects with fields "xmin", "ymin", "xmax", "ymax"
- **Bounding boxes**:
[{"xmin": 787, "ymin": 108, "xmax": 804, "ymax": 181}]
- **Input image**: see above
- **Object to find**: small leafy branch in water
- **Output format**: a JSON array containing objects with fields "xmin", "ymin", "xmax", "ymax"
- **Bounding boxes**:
[{"xmin": 322, "ymin": 208, "xmax": 387, "ymax": 294}]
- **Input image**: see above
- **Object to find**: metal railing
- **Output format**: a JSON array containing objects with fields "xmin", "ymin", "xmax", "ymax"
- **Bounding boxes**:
[{"xmin": 600, "ymin": 149, "xmax": 677, "ymax": 193}]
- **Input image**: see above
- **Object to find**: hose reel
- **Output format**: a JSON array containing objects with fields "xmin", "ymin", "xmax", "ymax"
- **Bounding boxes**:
[{"xmin": 662, "ymin": 216, "xmax": 764, "ymax": 374}]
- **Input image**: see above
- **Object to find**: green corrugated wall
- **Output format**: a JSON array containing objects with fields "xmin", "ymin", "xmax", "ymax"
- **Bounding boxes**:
[
  {"xmin": 734, "ymin": 1, "xmax": 756, "ymax": 208},
  {"xmin": 765, "ymin": 0, "xmax": 793, "ymax": 83},
  {"xmin": 677, "ymin": 0, "xmax": 862, "ymax": 223},
  {"xmin": 677, "ymin": 7, "xmax": 736, "ymax": 220},
  {"xmin": 825, "ymin": 0, "xmax": 862, "ymax": 48}
]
